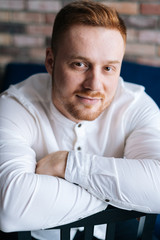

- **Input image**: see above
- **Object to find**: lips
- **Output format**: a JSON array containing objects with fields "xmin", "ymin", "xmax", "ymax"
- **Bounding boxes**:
[
  {"xmin": 75, "ymin": 90, "xmax": 104, "ymax": 98},
  {"xmin": 76, "ymin": 94, "xmax": 102, "ymax": 105},
  {"xmin": 77, "ymin": 94, "xmax": 101, "ymax": 100}
]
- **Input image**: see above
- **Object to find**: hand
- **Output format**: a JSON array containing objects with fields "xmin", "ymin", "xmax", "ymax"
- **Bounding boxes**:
[{"xmin": 36, "ymin": 151, "xmax": 68, "ymax": 178}]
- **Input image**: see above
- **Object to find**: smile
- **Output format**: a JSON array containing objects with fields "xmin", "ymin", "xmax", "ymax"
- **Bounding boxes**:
[{"xmin": 76, "ymin": 95, "xmax": 102, "ymax": 105}]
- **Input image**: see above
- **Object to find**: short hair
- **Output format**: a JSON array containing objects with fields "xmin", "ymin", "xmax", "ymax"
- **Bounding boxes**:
[{"xmin": 51, "ymin": 0, "xmax": 126, "ymax": 52}]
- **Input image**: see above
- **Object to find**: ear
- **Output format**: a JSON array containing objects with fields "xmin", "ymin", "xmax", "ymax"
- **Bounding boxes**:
[{"xmin": 45, "ymin": 48, "xmax": 54, "ymax": 75}]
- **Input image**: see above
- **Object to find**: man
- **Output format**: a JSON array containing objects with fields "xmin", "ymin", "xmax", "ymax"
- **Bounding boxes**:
[{"xmin": 0, "ymin": 1, "xmax": 160, "ymax": 240}]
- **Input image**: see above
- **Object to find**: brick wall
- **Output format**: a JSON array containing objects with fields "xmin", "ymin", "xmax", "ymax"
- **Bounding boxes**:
[{"xmin": 0, "ymin": 0, "xmax": 160, "ymax": 88}]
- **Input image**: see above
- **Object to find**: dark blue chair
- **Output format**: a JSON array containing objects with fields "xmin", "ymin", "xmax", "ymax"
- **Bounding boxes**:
[
  {"xmin": 121, "ymin": 61, "xmax": 160, "ymax": 108},
  {"xmin": 0, "ymin": 206, "xmax": 158, "ymax": 240},
  {"xmin": 1, "ymin": 62, "xmax": 47, "ymax": 93}
]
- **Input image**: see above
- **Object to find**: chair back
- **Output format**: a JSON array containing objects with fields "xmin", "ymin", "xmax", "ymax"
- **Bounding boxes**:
[{"xmin": 17, "ymin": 206, "xmax": 157, "ymax": 240}]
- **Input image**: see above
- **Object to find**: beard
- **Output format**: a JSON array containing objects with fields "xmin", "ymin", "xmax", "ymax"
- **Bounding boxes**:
[
  {"xmin": 64, "ymin": 101, "xmax": 104, "ymax": 121},
  {"xmin": 60, "ymin": 90, "xmax": 112, "ymax": 121}
]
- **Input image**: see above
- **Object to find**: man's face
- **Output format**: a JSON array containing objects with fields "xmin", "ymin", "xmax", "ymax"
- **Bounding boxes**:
[{"xmin": 46, "ymin": 25, "xmax": 125, "ymax": 122}]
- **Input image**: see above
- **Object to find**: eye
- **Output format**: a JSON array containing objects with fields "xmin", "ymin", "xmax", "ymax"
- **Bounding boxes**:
[
  {"xmin": 75, "ymin": 62, "xmax": 84, "ymax": 67},
  {"xmin": 74, "ymin": 62, "xmax": 87, "ymax": 68},
  {"xmin": 71, "ymin": 61, "xmax": 89, "ymax": 71},
  {"xmin": 105, "ymin": 66, "xmax": 112, "ymax": 72}
]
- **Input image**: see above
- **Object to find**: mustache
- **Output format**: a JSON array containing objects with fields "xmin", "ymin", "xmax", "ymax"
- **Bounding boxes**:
[{"xmin": 75, "ymin": 90, "xmax": 105, "ymax": 99}]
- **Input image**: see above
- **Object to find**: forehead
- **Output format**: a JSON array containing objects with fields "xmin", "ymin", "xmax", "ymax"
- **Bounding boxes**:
[{"xmin": 58, "ymin": 25, "xmax": 125, "ymax": 62}]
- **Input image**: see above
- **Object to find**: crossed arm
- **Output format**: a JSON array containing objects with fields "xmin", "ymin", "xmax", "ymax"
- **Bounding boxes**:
[
  {"xmin": 36, "ymin": 148, "xmax": 160, "ymax": 213},
  {"xmin": 36, "ymin": 151, "xmax": 68, "ymax": 178}
]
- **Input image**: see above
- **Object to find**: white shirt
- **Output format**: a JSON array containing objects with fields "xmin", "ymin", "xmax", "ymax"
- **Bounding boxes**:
[{"xmin": 0, "ymin": 73, "xmax": 160, "ymax": 240}]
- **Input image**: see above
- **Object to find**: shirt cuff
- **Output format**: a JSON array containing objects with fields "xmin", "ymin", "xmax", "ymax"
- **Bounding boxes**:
[{"xmin": 65, "ymin": 150, "xmax": 90, "ymax": 190}]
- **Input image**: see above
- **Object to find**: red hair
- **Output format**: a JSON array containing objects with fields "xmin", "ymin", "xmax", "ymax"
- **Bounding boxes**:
[{"xmin": 51, "ymin": 0, "xmax": 126, "ymax": 52}]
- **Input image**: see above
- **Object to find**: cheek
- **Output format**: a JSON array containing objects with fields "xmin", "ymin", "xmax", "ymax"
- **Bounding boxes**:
[
  {"xmin": 111, "ymin": 79, "xmax": 119, "ymax": 92},
  {"xmin": 56, "ymin": 68, "xmax": 81, "ymax": 91},
  {"xmin": 53, "ymin": 66, "xmax": 67, "ymax": 90},
  {"xmin": 104, "ymin": 77, "xmax": 119, "ymax": 96},
  {"xmin": 53, "ymin": 71, "xmax": 76, "ymax": 97}
]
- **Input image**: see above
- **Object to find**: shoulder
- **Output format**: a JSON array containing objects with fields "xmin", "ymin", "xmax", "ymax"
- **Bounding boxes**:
[
  {"xmin": 4, "ymin": 73, "xmax": 51, "ymax": 102},
  {"xmin": 117, "ymin": 77, "xmax": 145, "ymax": 99},
  {"xmin": 120, "ymin": 78, "xmax": 160, "ymax": 127},
  {"xmin": 0, "ymin": 73, "xmax": 52, "ymax": 143},
  {"xmin": 115, "ymin": 77, "xmax": 159, "ymax": 110},
  {"xmin": 107, "ymin": 77, "xmax": 160, "ymax": 128},
  {"xmin": 0, "ymin": 73, "xmax": 52, "ymax": 115}
]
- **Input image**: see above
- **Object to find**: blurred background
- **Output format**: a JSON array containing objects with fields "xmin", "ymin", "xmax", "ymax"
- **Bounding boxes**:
[{"xmin": 0, "ymin": 0, "xmax": 160, "ymax": 90}]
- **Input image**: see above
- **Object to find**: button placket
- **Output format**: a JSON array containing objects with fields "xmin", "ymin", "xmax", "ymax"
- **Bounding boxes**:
[{"xmin": 74, "ymin": 123, "xmax": 85, "ymax": 151}]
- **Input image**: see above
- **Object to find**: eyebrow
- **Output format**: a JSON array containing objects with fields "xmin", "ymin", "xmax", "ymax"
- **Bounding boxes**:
[{"xmin": 68, "ymin": 55, "xmax": 121, "ymax": 65}]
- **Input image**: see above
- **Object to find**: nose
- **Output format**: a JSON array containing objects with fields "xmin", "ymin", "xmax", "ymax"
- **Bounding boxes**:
[{"xmin": 82, "ymin": 67, "xmax": 102, "ymax": 91}]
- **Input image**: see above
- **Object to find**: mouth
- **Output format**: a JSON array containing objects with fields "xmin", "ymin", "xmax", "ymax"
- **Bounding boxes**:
[{"xmin": 76, "ymin": 94, "xmax": 102, "ymax": 105}]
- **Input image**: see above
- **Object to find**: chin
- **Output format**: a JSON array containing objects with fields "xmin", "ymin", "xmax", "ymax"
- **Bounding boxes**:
[
  {"xmin": 70, "ymin": 108, "xmax": 104, "ymax": 122},
  {"xmin": 65, "ymin": 100, "xmax": 111, "ymax": 122}
]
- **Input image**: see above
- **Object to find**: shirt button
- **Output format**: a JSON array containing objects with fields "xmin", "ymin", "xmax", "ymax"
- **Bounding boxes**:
[
  {"xmin": 77, "ymin": 146, "xmax": 81, "ymax": 151},
  {"xmin": 78, "ymin": 123, "xmax": 82, "ymax": 128},
  {"xmin": 105, "ymin": 199, "xmax": 110, "ymax": 202}
]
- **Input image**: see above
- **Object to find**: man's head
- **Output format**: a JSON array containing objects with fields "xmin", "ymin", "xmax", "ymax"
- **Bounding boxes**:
[{"xmin": 45, "ymin": 0, "xmax": 126, "ymax": 123}]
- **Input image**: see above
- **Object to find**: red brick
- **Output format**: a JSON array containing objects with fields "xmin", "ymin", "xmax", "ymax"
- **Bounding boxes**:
[
  {"xmin": 29, "ymin": 48, "xmax": 46, "ymax": 62},
  {"xmin": 126, "ymin": 43, "xmax": 156, "ymax": 56},
  {"xmin": 0, "ymin": 56, "xmax": 13, "ymax": 66},
  {"xmin": 137, "ymin": 57, "xmax": 160, "ymax": 67},
  {"xmin": 158, "ymin": 46, "xmax": 160, "ymax": 57},
  {"xmin": 139, "ymin": 30, "xmax": 160, "ymax": 44},
  {"xmin": 124, "ymin": 55, "xmax": 160, "ymax": 67},
  {"xmin": 0, "ymin": 0, "xmax": 25, "ymax": 10},
  {"xmin": 124, "ymin": 15, "xmax": 158, "ymax": 29},
  {"xmin": 0, "ymin": 0, "xmax": 160, "ymax": 77},
  {"xmin": 0, "ymin": 11, "xmax": 11, "ymax": 22},
  {"xmin": 27, "ymin": 1, "xmax": 62, "ymax": 13},
  {"xmin": 0, "ymin": 46, "xmax": 20, "ymax": 56},
  {"xmin": 45, "ymin": 13, "xmax": 56, "ymax": 24},
  {"xmin": 27, "ymin": 25, "xmax": 53, "ymax": 37},
  {"xmin": 141, "ymin": 4, "xmax": 160, "ymax": 15},
  {"xmin": 127, "ymin": 29, "xmax": 138, "ymax": 42},
  {"xmin": 0, "ymin": 34, "xmax": 12, "ymax": 46},
  {"xmin": 101, "ymin": 2, "xmax": 139, "ymax": 15},
  {"xmin": 12, "ymin": 12, "xmax": 45, "ymax": 24},
  {"xmin": 13, "ymin": 35, "xmax": 45, "ymax": 47}
]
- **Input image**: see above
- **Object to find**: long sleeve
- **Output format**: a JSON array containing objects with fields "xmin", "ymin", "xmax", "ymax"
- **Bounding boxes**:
[
  {"xmin": 0, "ymin": 95, "xmax": 107, "ymax": 232},
  {"xmin": 66, "ymin": 152, "xmax": 160, "ymax": 213},
  {"xmin": 65, "ymin": 92, "xmax": 160, "ymax": 214}
]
